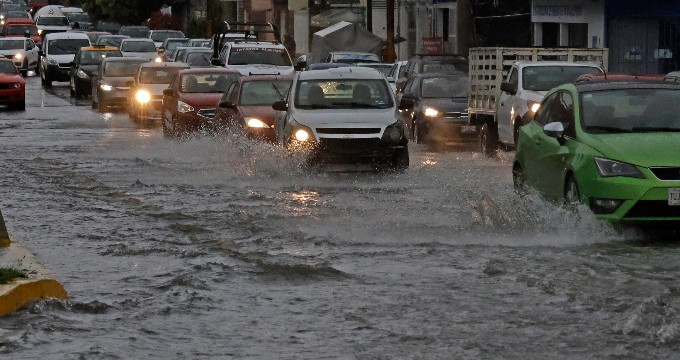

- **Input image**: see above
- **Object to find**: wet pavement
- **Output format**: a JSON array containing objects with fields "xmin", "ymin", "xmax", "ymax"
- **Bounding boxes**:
[{"xmin": 1, "ymin": 75, "xmax": 680, "ymax": 359}]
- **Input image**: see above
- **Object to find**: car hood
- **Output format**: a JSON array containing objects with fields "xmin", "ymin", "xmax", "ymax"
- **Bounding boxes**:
[
  {"xmin": 179, "ymin": 93, "xmax": 222, "ymax": 108},
  {"xmin": 48, "ymin": 54, "xmax": 76, "ymax": 63},
  {"xmin": 80, "ymin": 64, "xmax": 98, "ymax": 76},
  {"xmin": 292, "ymin": 107, "xmax": 398, "ymax": 127},
  {"xmin": 122, "ymin": 52, "xmax": 156, "ymax": 60},
  {"xmin": 137, "ymin": 83, "xmax": 170, "ymax": 96},
  {"xmin": 585, "ymin": 132, "xmax": 680, "ymax": 167},
  {"xmin": 421, "ymin": 97, "xmax": 468, "ymax": 112},
  {"xmin": 521, "ymin": 89, "xmax": 547, "ymax": 102},
  {"xmin": 239, "ymin": 105, "xmax": 277, "ymax": 126},
  {"xmin": 0, "ymin": 73, "xmax": 23, "ymax": 83},
  {"xmin": 101, "ymin": 76, "xmax": 135, "ymax": 87},
  {"xmin": 0, "ymin": 50, "xmax": 25, "ymax": 57}
]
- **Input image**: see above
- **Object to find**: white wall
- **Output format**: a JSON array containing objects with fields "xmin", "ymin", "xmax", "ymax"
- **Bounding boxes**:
[{"xmin": 531, "ymin": 0, "xmax": 605, "ymax": 48}]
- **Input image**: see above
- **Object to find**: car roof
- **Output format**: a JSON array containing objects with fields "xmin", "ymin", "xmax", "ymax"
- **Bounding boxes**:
[
  {"xmin": 237, "ymin": 74, "xmax": 293, "ymax": 82},
  {"xmin": 121, "ymin": 38, "xmax": 154, "ymax": 42},
  {"xmin": 574, "ymin": 81, "xmax": 680, "ymax": 93},
  {"xmin": 44, "ymin": 32, "xmax": 90, "ymax": 40},
  {"xmin": 330, "ymin": 51, "xmax": 377, "ymax": 55},
  {"xmin": 177, "ymin": 67, "xmax": 240, "ymax": 75},
  {"xmin": 416, "ymin": 72, "xmax": 468, "ymax": 79},
  {"xmin": 298, "ymin": 67, "xmax": 386, "ymax": 80},
  {"xmin": 139, "ymin": 61, "xmax": 189, "ymax": 68}
]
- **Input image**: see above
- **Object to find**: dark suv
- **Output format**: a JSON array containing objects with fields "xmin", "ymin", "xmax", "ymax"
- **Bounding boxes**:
[{"xmin": 396, "ymin": 54, "xmax": 468, "ymax": 92}]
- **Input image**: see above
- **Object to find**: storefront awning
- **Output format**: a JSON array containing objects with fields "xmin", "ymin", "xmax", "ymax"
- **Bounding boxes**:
[{"xmin": 311, "ymin": 8, "xmax": 365, "ymax": 28}]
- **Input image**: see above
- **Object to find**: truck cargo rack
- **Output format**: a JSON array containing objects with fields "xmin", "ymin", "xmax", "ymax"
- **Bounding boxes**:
[{"xmin": 211, "ymin": 21, "xmax": 280, "ymax": 66}]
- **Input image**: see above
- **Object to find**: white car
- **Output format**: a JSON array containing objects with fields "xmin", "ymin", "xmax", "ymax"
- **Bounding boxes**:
[
  {"xmin": 39, "ymin": 31, "xmax": 91, "ymax": 87},
  {"xmin": 119, "ymin": 38, "xmax": 158, "ymax": 61},
  {"xmin": 148, "ymin": 29, "xmax": 185, "ymax": 49},
  {"xmin": 273, "ymin": 67, "xmax": 409, "ymax": 170},
  {"xmin": 0, "ymin": 37, "xmax": 39, "ymax": 76},
  {"xmin": 217, "ymin": 40, "xmax": 294, "ymax": 76},
  {"xmin": 387, "ymin": 60, "xmax": 407, "ymax": 92}
]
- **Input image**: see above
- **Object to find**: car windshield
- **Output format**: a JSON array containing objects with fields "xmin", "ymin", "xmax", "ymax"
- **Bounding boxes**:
[
  {"xmin": 356, "ymin": 64, "xmax": 393, "ymax": 77},
  {"xmin": 37, "ymin": 16, "xmax": 69, "ymax": 26},
  {"xmin": 0, "ymin": 40, "xmax": 23, "ymax": 50},
  {"xmin": 180, "ymin": 72, "xmax": 240, "ymax": 93},
  {"xmin": 421, "ymin": 76, "xmax": 468, "ymax": 98},
  {"xmin": 581, "ymin": 88, "xmax": 680, "ymax": 133},
  {"xmin": 67, "ymin": 13, "xmax": 89, "ymax": 22},
  {"xmin": 295, "ymin": 79, "xmax": 393, "ymax": 109},
  {"xmin": 7, "ymin": 11, "xmax": 30, "ymax": 18},
  {"xmin": 421, "ymin": 60, "xmax": 468, "ymax": 74},
  {"xmin": 228, "ymin": 47, "xmax": 291, "ymax": 66},
  {"xmin": 139, "ymin": 67, "xmax": 184, "ymax": 84},
  {"xmin": 189, "ymin": 40, "xmax": 209, "ymax": 47},
  {"xmin": 121, "ymin": 41, "xmax": 156, "ymax": 52},
  {"xmin": 104, "ymin": 60, "xmax": 145, "ymax": 77},
  {"xmin": 97, "ymin": 36, "xmax": 126, "ymax": 48},
  {"xmin": 151, "ymin": 31, "xmax": 184, "ymax": 42},
  {"xmin": 6, "ymin": 25, "xmax": 38, "ymax": 36},
  {"xmin": 332, "ymin": 53, "xmax": 380, "ymax": 63},
  {"xmin": 186, "ymin": 52, "xmax": 212, "ymax": 67},
  {"xmin": 120, "ymin": 27, "xmax": 150, "ymax": 38},
  {"xmin": 48, "ymin": 39, "xmax": 90, "ymax": 55},
  {"xmin": 524, "ymin": 66, "xmax": 602, "ymax": 91},
  {"xmin": 239, "ymin": 80, "xmax": 291, "ymax": 106},
  {"xmin": 166, "ymin": 40, "xmax": 188, "ymax": 50},
  {"xmin": 0, "ymin": 61, "xmax": 18, "ymax": 74},
  {"xmin": 80, "ymin": 50, "xmax": 121, "ymax": 65}
]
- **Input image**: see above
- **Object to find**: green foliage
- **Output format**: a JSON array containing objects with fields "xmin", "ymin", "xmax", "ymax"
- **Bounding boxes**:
[
  {"xmin": 80, "ymin": 0, "xmax": 188, "ymax": 25},
  {"xmin": 0, "ymin": 268, "xmax": 26, "ymax": 284}
]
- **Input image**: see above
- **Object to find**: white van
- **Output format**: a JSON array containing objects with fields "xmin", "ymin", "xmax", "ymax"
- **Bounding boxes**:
[
  {"xmin": 33, "ymin": 5, "xmax": 70, "ymax": 35},
  {"xmin": 39, "ymin": 31, "xmax": 90, "ymax": 87}
]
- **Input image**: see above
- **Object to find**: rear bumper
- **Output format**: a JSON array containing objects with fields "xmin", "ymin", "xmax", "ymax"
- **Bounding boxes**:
[{"xmin": 0, "ymin": 87, "xmax": 25, "ymax": 106}]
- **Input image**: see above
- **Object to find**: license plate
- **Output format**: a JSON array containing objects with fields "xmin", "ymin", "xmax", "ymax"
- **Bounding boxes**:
[
  {"xmin": 461, "ymin": 125, "xmax": 477, "ymax": 133},
  {"xmin": 669, "ymin": 188, "xmax": 680, "ymax": 206}
]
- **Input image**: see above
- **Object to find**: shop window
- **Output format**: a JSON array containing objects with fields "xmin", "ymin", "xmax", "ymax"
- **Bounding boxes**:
[
  {"xmin": 568, "ymin": 23, "xmax": 588, "ymax": 48},
  {"xmin": 542, "ymin": 23, "xmax": 559, "ymax": 47}
]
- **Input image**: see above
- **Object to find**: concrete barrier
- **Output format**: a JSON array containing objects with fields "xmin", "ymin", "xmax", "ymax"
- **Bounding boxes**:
[{"xmin": 0, "ymin": 211, "xmax": 68, "ymax": 315}]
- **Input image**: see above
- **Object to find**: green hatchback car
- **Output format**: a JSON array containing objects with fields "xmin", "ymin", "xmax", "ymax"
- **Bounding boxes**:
[{"xmin": 513, "ymin": 81, "xmax": 680, "ymax": 223}]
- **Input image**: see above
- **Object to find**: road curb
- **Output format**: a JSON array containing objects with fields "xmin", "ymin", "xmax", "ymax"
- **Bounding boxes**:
[{"xmin": 0, "ymin": 212, "xmax": 68, "ymax": 316}]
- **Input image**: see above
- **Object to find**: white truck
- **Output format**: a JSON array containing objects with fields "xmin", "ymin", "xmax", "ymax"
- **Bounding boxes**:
[{"xmin": 467, "ymin": 47, "xmax": 609, "ymax": 156}]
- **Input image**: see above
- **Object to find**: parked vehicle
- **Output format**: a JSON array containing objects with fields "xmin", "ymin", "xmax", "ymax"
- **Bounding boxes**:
[
  {"xmin": 118, "ymin": 25, "xmax": 150, "ymax": 39},
  {"xmin": 91, "ymin": 56, "xmax": 147, "ymax": 111},
  {"xmin": 128, "ymin": 61, "xmax": 189, "ymax": 122},
  {"xmin": 214, "ymin": 74, "xmax": 291, "ymax": 141},
  {"xmin": 119, "ymin": 38, "xmax": 157, "ymax": 61},
  {"xmin": 149, "ymin": 29, "xmax": 184, "ymax": 49},
  {"xmin": 513, "ymin": 81, "xmax": 680, "ymax": 223},
  {"xmin": 468, "ymin": 47, "xmax": 608, "ymax": 156},
  {"xmin": 69, "ymin": 45, "xmax": 122, "ymax": 98},
  {"xmin": 272, "ymin": 67, "xmax": 409, "ymax": 170},
  {"xmin": 0, "ymin": 37, "xmax": 39, "ymax": 76},
  {"xmin": 0, "ymin": 57, "xmax": 25, "ymax": 110},
  {"xmin": 39, "ymin": 31, "xmax": 91, "ymax": 87},
  {"xmin": 161, "ymin": 67, "xmax": 240, "ymax": 136},
  {"xmin": 398, "ymin": 73, "xmax": 477, "ymax": 146}
]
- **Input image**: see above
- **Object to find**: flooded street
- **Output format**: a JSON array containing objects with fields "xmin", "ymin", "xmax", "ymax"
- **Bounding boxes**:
[{"xmin": 2, "ymin": 76, "xmax": 680, "ymax": 359}]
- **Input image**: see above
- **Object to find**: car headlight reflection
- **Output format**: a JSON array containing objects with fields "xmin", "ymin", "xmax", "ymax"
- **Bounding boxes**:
[
  {"xmin": 424, "ymin": 107, "xmax": 440, "ymax": 117},
  {"xmin": 100, "ymin": 84, "xmax": 113, "ymax": 91},
  {"xmin": 177, "ymin": 100, "xmax": 194, "ymax": 113},
  {"xmin": 14, "ymin": 53, "xmax": 22, "ymax": 60},
  {"xmin": 135, "ymin": 89, "xmax": 151, "ymax": 103},
  {"xmin": 594, "ymin": 157, "xmax": 645, "ymax": 179},
  {"xmin": 246, "ymin": 118, "xmax": 268, "ymax": 128}
]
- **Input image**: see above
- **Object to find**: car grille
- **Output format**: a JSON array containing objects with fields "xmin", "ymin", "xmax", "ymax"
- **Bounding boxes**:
[
  {"xmin": 441, "ymin": 111, "xmax": 469, "ymax": 118},
  {"xmin": 318, "ymin": 138, "xmax": 383, "ymax": 154},
  {"xmin": 0, "ymin": 84, "xmax": 13, "ymax": 90},
  {"xmin": 650, "ymin": 167, "xmax": 680, "ymax": 181},
  {"xmin": 197, "ymin": 108, "xmax": 215, "ymax": 119},
  {"xmin": 316, "ymin": 128, "xmax": 381, "ymax": 134},
  {"xmin": 625, "ymin": 200, "xmax": 680, "ymax": 218},
  {"xmin": 58, "ymin": 63, "xmax": 71, "ymax": 68}
]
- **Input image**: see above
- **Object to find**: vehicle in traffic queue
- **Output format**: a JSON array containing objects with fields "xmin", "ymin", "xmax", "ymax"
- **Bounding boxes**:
[
  {"xmin": 39, "ymin": 31, "xmax": 91, "ymax": 87},
  {"xmin": 1, "ymin": 19, "xmax": 41, "ymax": 48},
  {"xmin": 0, "ymin": 11, "xmax": 32, "ymax": 25},
  {"xmin": 272, "ymin": 67, "xmax": 409, "ymax": 170},
  {"xmin": 387, "ymin": 60, "xmax": 407, "ymax": 92},
  {"xmin": 128, "ymin": 61, "xmax": 189, "ymax": 122},
  {"xmin": 0, "ymin": 57, "xmax": 25, "ymax": 110},
  {"xmin": 174, "ymin": 47, "xmax": 212, "ymax": 67},
  {"xmin": 73, "ymin": 30, "xmax": 111, "ymax": 45},
  {"xmin": 119, "ymin": 38, "xmax": 158, "ymax": 61},
  {"xmin": 513, "ymin": 81, "xmax": 680, "ymax": 223},
  {"xmin": 63, "ymin": 10, "xmax": 92, "ymax": 30},
  {"xmin": 167, "ymin": 46, "xmax": 199, "ymax": 63},
  {"xmin": 91, "ymin": 56, "xmax": 147, "ymax": 111},
  {"xmin": 326, "ymin": 51, "xmax": 381, "ymax": 64},
  {"xmin": 0, "ymin": 37, "xmax": 39, "ymax": 76},
  {"xmin": 148, "ymin": 30, "xmax": 185, "ymax": 49},
  {"xmin": 118, "ymin": 25, "xmax": 150, "ymax": 39},
  {"xmin": 216, "ymin": 40, "xmax": 295, "ymax": 76},
  {"xmin": 95, "ymin": 34, "xmax": 129, "ymax": 48},
  {"xmin": 158, "ymin": 37, "xmax": 189, "ymax": 61},
  {"xmin": 214, "ymin": 74, "xmax": 291, "ymax": 142},
  {"xmin": 161, "ymin": 67, "xmax": 240, "ymax": 136},
  {"xmin": 396, "ymin": 54, "xmax": 468, "ymax": 92},
  {"xmin": 69, "ymin": 45, "xmax": 122, "ymax": 98},
  {"xmin": 398, "ymin": 73, "xmax": 477, "ymax": 146},
  {"xmin": 33, "ymin": 7, "xmax": 70, "ymax": 37},
  {"xmin": 186, "ymin": 38, "xmax": 210, "ymax": 48}
]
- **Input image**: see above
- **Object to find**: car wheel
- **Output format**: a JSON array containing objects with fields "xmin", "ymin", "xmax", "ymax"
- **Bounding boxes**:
[
  {"xmin": 564, "ymin": 174, "xmax": 581, "ymax": 205},
  {"xmin": 414, "ymin": 120, "xmax": 427, "ymax": 144},
  {"xmin": 480, "ymin": 121, "xmax": 498, "ymax": 158},
  {"xmin": 162, "ymin": 113, "xmax": 171, "ymax": 137},
  {"xmin": 390, "ymin": 147, "xmax": 409, "ymax": 171},
  {"xmin": 512, "ymin": 163, "xmax": 527, "ymax": 195},
  {"xmin": 41, "ymin": 69, "xmax": 51, "ymax": 87}
]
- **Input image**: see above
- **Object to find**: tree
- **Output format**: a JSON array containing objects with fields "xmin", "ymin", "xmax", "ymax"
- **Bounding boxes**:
[{"xmin": 81, "ymin": 0, "xmax": 187, "ymax": 25}]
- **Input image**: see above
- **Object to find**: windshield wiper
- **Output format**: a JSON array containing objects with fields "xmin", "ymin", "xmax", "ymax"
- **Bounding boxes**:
[
  {"xmin": 585, "ymin": 126, "xmax": 632, "ymax": 133},
  {"xmin": 630, "ymin": 127, "xmax": 680, "ymax": 132},
  {"xmin": 271, "ymin": 83, "xmax": 285, "ymax": 99}
]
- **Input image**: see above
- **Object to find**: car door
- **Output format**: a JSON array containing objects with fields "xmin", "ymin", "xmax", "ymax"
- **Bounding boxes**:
[
  {"xmin": 520, "ymin": 92, "xmax": 557, "ymax": 191},
  {"xmin": 497, "ymin": 66, "xmax": 518, "ymax": 145}
]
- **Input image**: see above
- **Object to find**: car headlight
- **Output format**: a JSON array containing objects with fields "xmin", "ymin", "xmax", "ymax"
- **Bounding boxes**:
[
  {"xmin": 528, "ymin": 101, "xmax": 540, "ymax": 113},
  {"xmin": 47, "ymin": 58, "xmax": 58, "ymax": 65},
  {"xmin": 294, "ymin": 129, "xmax": 311, "ymax": 141},
  {"xmin": 246, "ymin": 118, "xmax": 268, "ymax": 128},
  {"xmin": 177, "ymin": 100, "xmax": 194, "ymax": 113},
  {"xmin": 382, "ymin": 122, "xmax": 405, "ymax": 142},
  {"xmin": 77, "ymin": 69, "xmax": 89, "ymax": 78},
  {"xmin": 424, "ymin": 107, "xmax": 440, "ymax": 117},
  {"xmin": 37, "ymin": 29, "xmax": 43, "ymax": 35},
  {"xmin": 154, "ymin": 57, "xmax": 162, "ymax": 63},
  {"xmin": 594, "ymin": 157, "xmax": 645, "ymax": 179},
  {"xmin": 13, "ymin": 83, "xmax": 22, "ymax": 88},
  {"xmin": 135, "ymin": 90, "xmax": 151, "ymax": 104},
  {"xmin": 13, "ymin": 53, "xmax": 22, "ymax": 60},
  {"xmin": 100, "ymin": 84, "xmax": 113, "ymax": 91}
]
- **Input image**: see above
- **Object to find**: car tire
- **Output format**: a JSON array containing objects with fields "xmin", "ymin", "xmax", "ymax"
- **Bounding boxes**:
[
  {"xmin": 564, "ymin": 174, "xmax": 580, "ymax": 205},
  {"xmin": 512, "ymin": 163, "xmax": 527, "ymax": 195},
  {"xmin": 162, "ymin": 113, "xmax": 171, "ymax": 137},
  {"xmin": 41, "ymin": 69, "xmax": 52, "ymax": 87},
  {"xmin": 390, "ymin": 147, "xmax": 409, "ymax": 171},
  {"xmin": 480, "ymin": 121, "xmax": 498, "ymax": 158},
  {"xmin": 414, "ymin": 120, "xmax": 427, "ymax": 144}
]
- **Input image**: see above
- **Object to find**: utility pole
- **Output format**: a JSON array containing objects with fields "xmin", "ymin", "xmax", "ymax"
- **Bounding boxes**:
[
  {"xmin": 384, "ymin": 0, "xmax": 396, "ymax": 62},
  {"xmin": 366, "ymin": 0, "xmax": 373, "ymax": 32}
]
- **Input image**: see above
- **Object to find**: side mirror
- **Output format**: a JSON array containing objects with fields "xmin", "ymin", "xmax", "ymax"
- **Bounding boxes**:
[
  {"xmin": 126, "ymin": 81, "xmax": 134, "ymax": 87},
  {"xmin": 500, "ymin": 81, "xmax": 517, "ymax": 95},
  {"xmin": 399, "ymin": 97, "xmax": 414, "ymax": 110},
  {"xmin": 272, "ymin": 100, "xmax": 288, "ymax": 111},
  {"xmin": 163, "ymin": 88, "xmax": 174, "ymax": 97},
  {"xmin": 218, "ymin": 100, "xmax": 235, "ymax": 108},
  {"xmin": 543, "ymin": 122, "xmax": 565, "ymax": 144}
]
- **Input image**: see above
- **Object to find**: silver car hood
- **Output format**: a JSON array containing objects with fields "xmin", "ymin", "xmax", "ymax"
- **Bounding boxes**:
[{"xmin": 292, "ymin": 107, "xmax": 398, "ymax": 128}]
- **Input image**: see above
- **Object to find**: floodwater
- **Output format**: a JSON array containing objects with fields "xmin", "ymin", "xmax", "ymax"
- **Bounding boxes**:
[{"xmin": 1, "ymin": 77, "xmax": 680, "ymax": 359}]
